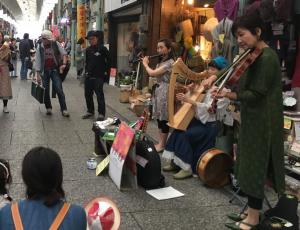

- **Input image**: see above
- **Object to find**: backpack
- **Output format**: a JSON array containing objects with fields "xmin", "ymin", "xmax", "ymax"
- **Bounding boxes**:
[{"xmin": 135, "ymin": 137, "xmax": 165, "ymax": 189}]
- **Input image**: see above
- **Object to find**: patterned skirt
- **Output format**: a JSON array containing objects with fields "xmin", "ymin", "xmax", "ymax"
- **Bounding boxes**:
[{"xmin": 0, "ymin": 60, "xmax": 13, "ymax": 100}]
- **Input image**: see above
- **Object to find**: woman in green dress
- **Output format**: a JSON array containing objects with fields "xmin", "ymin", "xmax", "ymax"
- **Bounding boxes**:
[{"xmin": 207, "ymin": 11, "xmax": 285, "ymax": 230}]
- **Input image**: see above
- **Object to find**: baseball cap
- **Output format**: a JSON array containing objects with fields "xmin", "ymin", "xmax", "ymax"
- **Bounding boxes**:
[
  {"xmin": 41, "ymin": 30, "xmax": 53, "ymax": 41},
  {"xmin": 86, "ymin": 30, "xmax": 99, "ymax": 39}
]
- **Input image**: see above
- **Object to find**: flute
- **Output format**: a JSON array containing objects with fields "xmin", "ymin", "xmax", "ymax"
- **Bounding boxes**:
[{"xmin": 132, "ymin": 54, "xmax": 162, "ymax": 63}]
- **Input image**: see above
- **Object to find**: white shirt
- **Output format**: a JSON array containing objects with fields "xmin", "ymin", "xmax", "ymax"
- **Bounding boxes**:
[{"xmin": 195, "ymin": 89, "xmax": 233, "ymax": 126}]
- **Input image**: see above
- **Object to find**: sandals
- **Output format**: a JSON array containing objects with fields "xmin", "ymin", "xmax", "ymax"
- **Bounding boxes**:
[
  {"xmin": 227, "ymin": 212, "xmax": 248, "ymax": 222},
  {"xmin": 225, "ymin": 221, "xmax": 258, "ymax": 230}
]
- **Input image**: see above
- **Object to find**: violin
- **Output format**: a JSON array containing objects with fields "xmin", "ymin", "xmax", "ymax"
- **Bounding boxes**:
[{"xmin": 209, "ymin": 48, "xmax": 262, "ymax": 113}]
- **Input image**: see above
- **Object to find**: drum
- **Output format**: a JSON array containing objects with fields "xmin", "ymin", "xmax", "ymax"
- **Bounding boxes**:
[
  {"xmin": 197, "ymin": 148, "xmax": 233, "ymax": 188},
  {"xmin": 85, "ymin": 196, "xmax": 121, "ymax": 230}
]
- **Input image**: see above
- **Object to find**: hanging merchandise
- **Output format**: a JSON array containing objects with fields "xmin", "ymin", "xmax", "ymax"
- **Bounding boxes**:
[
  {"xmin": 211, "ymin": 17, "xmax": 238, "ymax": 63},
  {"xmin": 273, "ymin": 0, "xmax": 293, "ymax": 22},
  {"xmin": 292, "ymin": 37, "xmax": 300, "ymax": 88},
  {"xmin": 203, "ymin": 17, "xmax": 218, "ymax": 42},
  {"xmin": 260, "ymin": 0, "xmax": 276, "ymax": 22},
  {"xmin": 244, "ymin": 0, "xmax": 261, "ymax": 15},
  {"xmin": 214, "ymin": 0, "xmax": 239, "ymax": 21},
  {"xmin": 179, "ymin": 19, "xmax": 194, "ymax": 39}
]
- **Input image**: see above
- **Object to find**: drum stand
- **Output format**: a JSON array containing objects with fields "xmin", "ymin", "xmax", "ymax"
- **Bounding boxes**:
[
  {"xmin": 228, "ymin": 187, "xmax": 272, "ymax": 211},
  {"xmin": 228, "ymin": 187, "xmax": 247, "ymax": 206}
]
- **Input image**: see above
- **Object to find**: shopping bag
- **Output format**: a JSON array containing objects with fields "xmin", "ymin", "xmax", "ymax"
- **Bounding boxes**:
[
  {"xmin": 60, "ymin": 62, "xmax": 70, "ymax": 82},
  {"xmin": 31, "ymin": 81, "xmax": 45, "ymax": 104}
]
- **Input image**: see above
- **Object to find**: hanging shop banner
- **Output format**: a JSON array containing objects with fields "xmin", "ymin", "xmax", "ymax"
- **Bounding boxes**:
[
  {"xmin": 77, "ymin": 3, "xmax": 86, "ymax": 47},
  {"xmin": 52, "ymin": 25, "xmax": 60, "ymax": 38},
  {"xmin": 105, "ymin": 0, "xmax": 137, "ymax": 13}
]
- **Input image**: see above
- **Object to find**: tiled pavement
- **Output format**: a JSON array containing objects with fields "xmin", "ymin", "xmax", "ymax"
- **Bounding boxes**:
[{"xmin": 0, "ymin": 67, "xmax": 279, "ymax": 229}]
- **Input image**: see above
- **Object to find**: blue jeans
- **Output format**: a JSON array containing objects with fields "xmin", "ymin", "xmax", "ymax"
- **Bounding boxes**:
[
  {"xmin": 42, "ymin": 69, "xmax": 67, "ymax": 111},
  {"xmin": 20, "ymin": 58, "xmax": 29, "ymax": 79}
]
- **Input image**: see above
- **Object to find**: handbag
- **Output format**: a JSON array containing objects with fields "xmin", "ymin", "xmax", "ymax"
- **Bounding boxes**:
[
  {"xmin": 8, "ymin": 62, "xmax": 14, "ymax": 72},
  {"xmin": 31, "ymin": 81, "xmax": 45, "ymax": 104},
  {"xmin": 59, "ymin": 62, "xmax": 70, "ymax": 82},
  {"xmin": 26, "ymin": 59, "xmax": 33, "ymax": 70}
]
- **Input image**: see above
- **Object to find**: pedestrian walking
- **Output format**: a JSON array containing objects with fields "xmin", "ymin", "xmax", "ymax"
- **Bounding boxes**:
[
  {"xmin": 19, "ymin": 33, "xmax": 32, "ymax": 80},
  {"xmin": 64, "ymin": 38, "xmax": 71, "ymax": 55},
  {"xmin": 28, "ymin": 49, "xmax": 36, "ymax": 80},
  {"xmin": 76, "ymin": 37, "xmax": 85, "ymax": 79},
  {"xmin": 9, "ymin": 38, "xmax": 18, "ymax": 78},
  {"xmin": 36, "ymin": 30, "xmax": 70, "ymax": 117},
  {"xmin": 82, "ymin": 30, "xmax": 110, "ymax": 121},
  {"xmin": 0, "ymin": 147, "xmax": 87, "ymax": 229},
  {"xmin": 0, "ymin": 32, "xmax": 13, "ymax": 113}
]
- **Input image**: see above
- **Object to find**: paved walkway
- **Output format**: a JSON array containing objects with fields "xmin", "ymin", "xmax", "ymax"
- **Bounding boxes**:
[{"xmin": 0, "ymin": 67, "xmax": 277, "ymax": 229}]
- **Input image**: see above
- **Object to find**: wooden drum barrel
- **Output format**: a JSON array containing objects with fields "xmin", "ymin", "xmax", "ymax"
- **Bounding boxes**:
[{"xmin": 197, "ymin": 148, "xmax": 233, "ymax": 188}]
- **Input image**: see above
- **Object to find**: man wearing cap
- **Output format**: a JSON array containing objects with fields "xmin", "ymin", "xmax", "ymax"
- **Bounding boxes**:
[
  {"xmin": 35, "ymin": 30, "xmax": 69, "ymax": 117},
  {"xmin": 82, "ymin": 30, "xmax": 110, "ymax": 120}
]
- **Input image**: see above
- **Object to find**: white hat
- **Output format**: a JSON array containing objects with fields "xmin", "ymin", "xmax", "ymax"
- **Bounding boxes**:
[
  {"xmin": 41, "ymin": 30, "xmax": 53, "ymax": 41},
  {"xmin": 3, "ymin": 35, "xmax": 10, "ymax": 41}
]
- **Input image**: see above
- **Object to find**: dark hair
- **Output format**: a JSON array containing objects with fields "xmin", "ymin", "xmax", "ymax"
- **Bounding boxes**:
[
  {"xmin": 208, "ymin": 61, "xmax": 219, "ymax": 70},
  {"xmin": 22, "ymin": 147, "xmax": 65, "ymax": 207},
  {"xmin": 0, "ymin": 159, "xmax": 12, "ymax": 197},
  {"xmin": 0, "ymin": 32, "xmax": 4, "ymax": 45},
  {"xmin": 158, "ymin": 38, "xmax": 175, "ymax": 62},
  {"xmin": 130, "ymin": 32, "xmax": 139, "ymax": 48},
  {"xmin": 77, "ymin": 37, "xmax": 84, "ymax": 45},
  {"xmin": 231, "ymin": 10, "xmax": 266, "ymax": 40},
  {"xmin": 23, "ymin": 33, "xmax": 29, "ymax": 39}
]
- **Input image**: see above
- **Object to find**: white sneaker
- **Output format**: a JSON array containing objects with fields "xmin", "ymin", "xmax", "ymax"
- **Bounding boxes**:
[
  {"xmin": 62, "ymin": 110, "xmax": 70, "ymax": 117},
  {"xmin": 3, "ymin": 107, "xmax": 9, "ymax": 113},
  {"xmin": 46, "ymin": 108, "xmax": 52, "ymax": 115}
]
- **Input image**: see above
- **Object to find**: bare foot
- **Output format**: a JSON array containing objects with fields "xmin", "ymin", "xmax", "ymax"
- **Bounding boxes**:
[{"xmin": 235, "ymin": 217, "xmax": 258, "ymax": 230}]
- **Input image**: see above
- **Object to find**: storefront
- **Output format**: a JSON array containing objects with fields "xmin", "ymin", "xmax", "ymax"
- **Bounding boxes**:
[{"xmin": 106, "ymin": 0, "xmax": 142, "ymax": 74}]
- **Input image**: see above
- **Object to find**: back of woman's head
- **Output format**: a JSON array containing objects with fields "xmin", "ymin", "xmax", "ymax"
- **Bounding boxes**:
[
  {"xmin": 22, "ymin": 147, "xmax": 65, "ymax": 206},
  {"xmin": 0, "ymin": 159, "xmax": 12, "ymax": 196}
]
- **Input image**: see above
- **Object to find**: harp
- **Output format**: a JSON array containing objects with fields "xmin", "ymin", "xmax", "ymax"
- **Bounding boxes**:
[{"xmin": 168, "ymin": 58, "xmax": 209, "ymax": 131}]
